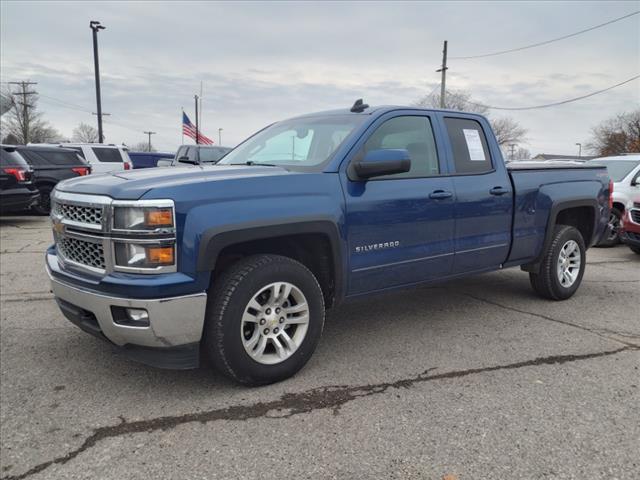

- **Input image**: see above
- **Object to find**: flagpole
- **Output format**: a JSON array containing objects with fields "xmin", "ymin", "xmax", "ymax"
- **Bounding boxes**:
[
  {"xmin": 194, "ymin": 95, "xmax": 199, "ymax": 145},
  {"xmin": 181, "ymin": 107, "xmax": 184, "ymax": 145}
]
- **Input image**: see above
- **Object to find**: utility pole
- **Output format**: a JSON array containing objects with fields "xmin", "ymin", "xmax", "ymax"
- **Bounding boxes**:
[
  {"xmin": 90, "ymin": 21, "xmax": 106, "ymax": 143},
  {"xmin": 436, "ymin": 40, "xmax": 448, "ymax": 108},
  {"xmin": 508, "ymin": 144, "xmax": 516, "ymax": 161},
  {"xmin": 194, "ymin": 95, "xmax": 199, "ymax": 145},
  {"xmin": 218, "ymin": 128, "xmax": 223, "ymax": 145},
  {"xmin": 575, "ymin": 143, "xmax": 582, "ymax": 157},
  {"xmin": 144, "ymin": 131, "xmax": 156, "ymax": 151},
  {"xmin": 8, "ymin": 81, "xmax": 37, "ymax": 143}
]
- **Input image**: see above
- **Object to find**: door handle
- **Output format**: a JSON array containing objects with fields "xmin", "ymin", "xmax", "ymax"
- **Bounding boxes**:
[
  {"xmin": 489, "ymin": 186, "xmax": 509, "ymax": 196},
  {"xmin": 429, "ymin": 190, "xmax": 453, "ymax": 200}
]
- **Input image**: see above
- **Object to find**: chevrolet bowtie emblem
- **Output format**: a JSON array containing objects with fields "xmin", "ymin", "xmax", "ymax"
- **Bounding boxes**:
[{"xmin": 53, "ymin": 222, "xmax": 65, "ymax": 234}]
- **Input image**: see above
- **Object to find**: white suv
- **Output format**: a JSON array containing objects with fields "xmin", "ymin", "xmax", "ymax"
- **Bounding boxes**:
[
  {"xmin": 33, "ymin": 143, "xmax": 133, "ymax": 174},
  {"xmin": 587, "ymin": 154, "xmax": 640, "ymax": 246}
]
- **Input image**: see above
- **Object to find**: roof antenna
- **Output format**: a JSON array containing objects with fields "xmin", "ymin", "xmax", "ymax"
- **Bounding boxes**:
[{"xmin": 350, "ymin": 98, "xmax": 369, "ymax": 113}]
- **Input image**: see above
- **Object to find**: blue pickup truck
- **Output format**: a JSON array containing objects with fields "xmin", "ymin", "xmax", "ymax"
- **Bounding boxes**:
[{"xmin": 47, "ymin": 103, "xmax": 611, "ymax": 385}]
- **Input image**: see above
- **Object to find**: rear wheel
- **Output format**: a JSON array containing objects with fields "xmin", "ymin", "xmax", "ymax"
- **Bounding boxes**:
[
  {"xmin": 529, "ymin": 225, "xmax": 586, "ymax": 300},
  {"xmin": 597, "ymin": 208, "xmax": 622, "ymax": 247},
  {"xmin": 32, "ymin": 185, "xmax": 53, "ymax": 215},
  {"xmin": 203, "ymin": 254, "xmax": 325, "ymax": 386}
]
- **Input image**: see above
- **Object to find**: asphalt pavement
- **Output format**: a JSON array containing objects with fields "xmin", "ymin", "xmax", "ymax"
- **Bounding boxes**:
[{"xmin": 1, "ymin": 215, "xmax": 638, "ymax": 480}]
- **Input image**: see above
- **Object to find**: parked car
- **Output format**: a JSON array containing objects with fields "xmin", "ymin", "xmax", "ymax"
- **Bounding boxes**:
[
  {"xmin": 586, "ymin": 154, "xmax": 640, "ymax": 246},
  {"xmin": 620, "ymin": 198, "xmax": 640, "ymax": 254},
  {"xmin": 46, "ymin": 104, "xmax": 610, "ymax": 385},
  {"xmin": 33, "ymin": 143, "xmax": 133, "ymax": 174},
  {"xmin": 16, "ymin": 145, "xmax": 91, "ymax": 214},
  {"xmin": 157, "ymin": 145, "xmax": 232, "ymax": 167},
  {"xmin": 0, "ymin": 145, "xmax": 39, "ymax": 214},
  {"xmin": 128, "ymin": 151, "xmax": 174, "ymax": 169}
]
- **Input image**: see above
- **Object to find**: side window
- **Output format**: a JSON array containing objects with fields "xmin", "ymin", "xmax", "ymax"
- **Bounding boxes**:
[
  {"xmin": 444, "ymin": 117, "xmax": 493, "ymax": 174},
  {"xmin": 68, "ymin": 147, "xmax": 85, "ymax": 159},
  {"xmin": 363, "ymin": 116, "xmax": 439, "ymax": 179},
  {"xmin": 17, "ymin": 150, "xmax": 48, "ymax": 166}
]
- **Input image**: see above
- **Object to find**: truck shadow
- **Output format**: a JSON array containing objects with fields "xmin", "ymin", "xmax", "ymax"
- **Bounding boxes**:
[{"xmin": 52, "ymin": 270, "xmax": 535, "ymax": 393}]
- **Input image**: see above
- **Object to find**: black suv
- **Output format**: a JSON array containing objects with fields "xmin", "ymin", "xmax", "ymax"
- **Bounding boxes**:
[
  {"xmin": 158, "ymin": 145, "xmax": 232, "ymax": 167},
  {"xmin": 0, "ymin": 146, "xmax": 39, "ymax": 214},
  {"xmin": 17, "ymin": 146, "xmax": 91, "ymax": 214}
]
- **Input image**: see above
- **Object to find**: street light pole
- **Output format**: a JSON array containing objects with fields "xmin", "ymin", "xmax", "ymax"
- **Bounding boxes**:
[
  {"xmin": 89, "ymin": 21, "xmax": 106, "ymax": 143},
  {"xmin": 218, "ymin": 128, "xmax": 223, "ymax": 145},
  {"xmin": 575, "ymin": 143, "xmax": 582, "ymax": 158}
]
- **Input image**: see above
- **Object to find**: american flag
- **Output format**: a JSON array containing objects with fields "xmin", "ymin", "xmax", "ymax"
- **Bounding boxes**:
[{"xmin": 182, "ymin": 112, "xmax": 214, "ymax": 145}]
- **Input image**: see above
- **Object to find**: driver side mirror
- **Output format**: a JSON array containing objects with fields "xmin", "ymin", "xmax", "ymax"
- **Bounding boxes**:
[
  {"xmin": 353, "ymin": 149, "xmax": 411, "ymax": 179},
  {"xmin": 156, "ymin": 159, "xmax": 173, "ymax": 167},
  {"xmin": 631, "ymin": 174, "xmax": 640, "ymax": 186}
]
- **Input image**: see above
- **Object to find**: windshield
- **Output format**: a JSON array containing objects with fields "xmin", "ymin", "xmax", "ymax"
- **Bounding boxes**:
[
  {"xmin": 587, "ymin": 159, "xmax": 639, "ymax": 182},
  {"xmin": 218, "ymin": 115, "xmax": 366, "ymax": 170}
]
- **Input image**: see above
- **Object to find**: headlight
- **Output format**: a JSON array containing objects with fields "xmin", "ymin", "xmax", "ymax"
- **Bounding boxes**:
[
  {"xmin": 112, "ymin": 202, "xmax": 175, "ymax": 232},
  {"xmin": 114, "ymin": 242, "xmax": 175, "ymax": 269}
]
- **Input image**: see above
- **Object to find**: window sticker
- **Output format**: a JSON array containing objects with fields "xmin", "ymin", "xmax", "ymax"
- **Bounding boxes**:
[{"xmin": 462, "ymin": 129, "xmax": 486, "ymax": 161}]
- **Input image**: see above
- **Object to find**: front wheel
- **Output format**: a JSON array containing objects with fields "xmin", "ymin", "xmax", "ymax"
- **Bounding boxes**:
[
  {"xmin": 529, "ymin": 225, "xmax": 586, "ymax": 300},
  {"xmin": 203, "ymin": 254, "xmax": 325, "ymax": 386}
]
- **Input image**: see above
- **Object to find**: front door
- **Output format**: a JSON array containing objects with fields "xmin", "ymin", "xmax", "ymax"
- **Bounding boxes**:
[{"xmin": 344, "ymin": 113, "xmax": 456, "ymax": 295}]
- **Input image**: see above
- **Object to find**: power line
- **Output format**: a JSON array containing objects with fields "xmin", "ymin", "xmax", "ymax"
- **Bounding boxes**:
[
  {"xmin": 467, "ymin": 74, "xmax": 639, "ymax": 111},
  {"xmin": 450, "ymin": 11, "xmax": 640, "ymax": 60}
]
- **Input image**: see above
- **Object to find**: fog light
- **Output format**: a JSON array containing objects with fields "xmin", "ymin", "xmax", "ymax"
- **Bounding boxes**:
[
  {"xmin": 111, "ymin": 306, "xmax": 150, "ymax": 327},
  {"xmin": 126, "ymin": 308, "xmax": 149, "ymax": 323}
]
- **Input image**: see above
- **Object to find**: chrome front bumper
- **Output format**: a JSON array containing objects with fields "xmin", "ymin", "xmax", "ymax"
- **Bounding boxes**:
[{"xmin": 47, "ymin": 259, "xmax": 207, "ymax": 349}]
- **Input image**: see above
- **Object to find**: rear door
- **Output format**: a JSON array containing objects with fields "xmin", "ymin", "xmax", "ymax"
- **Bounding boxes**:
[
  {"xmin": 343, "ymin": 112, "xmax": 456, "ymax": 294},
  {"xmin": 441, "ymin": 115, "xmax": 513, "ymax": 273}
]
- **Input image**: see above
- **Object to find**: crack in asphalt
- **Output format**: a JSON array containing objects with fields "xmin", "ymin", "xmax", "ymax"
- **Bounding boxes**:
[
  {"xmin": 2, "ymin": 346, "xmax": 636, "ymax": 480},
  {"xmin": 463, "ymin": 294, "xmax": 640, "ymax": 347}
]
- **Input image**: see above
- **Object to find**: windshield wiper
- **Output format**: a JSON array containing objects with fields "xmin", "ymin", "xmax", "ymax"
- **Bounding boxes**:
[{"xmin": 228, "ymin": 161, "xmax": 280, "ymax": 167}]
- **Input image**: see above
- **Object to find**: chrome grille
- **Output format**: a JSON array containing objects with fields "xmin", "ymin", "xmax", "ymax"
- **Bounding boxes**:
[
  {"xmin": 57, "ymin": 237, "xmax": 106, "ymax": 270},
  {"xmin": 54, "ymin": 202, "xmax": 103, "ymax": 226},
  {"xmin": 631, "ymin": 209, "xmax": 640, "ymax": 224}
]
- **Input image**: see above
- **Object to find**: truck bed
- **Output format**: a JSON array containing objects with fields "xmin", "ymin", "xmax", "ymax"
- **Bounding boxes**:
[{"xmin": 506, "ymin": 162, "xmax": 609, "ymax": 266}]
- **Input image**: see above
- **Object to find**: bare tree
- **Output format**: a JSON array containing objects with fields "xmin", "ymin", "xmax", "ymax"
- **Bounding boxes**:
[
  {"xmin": 586, "ymin": 109, "xmax": 640, "ymax": 156},
  {"xmin": 0, "ymin": 84, "xmax": 63, "ymax": 144},
  {"xmin": 414, "ymin": 88, "xmax": 527, "ymax": 146},
  {"xmin": 491, "ymin": 117, "xmax": 528, "ymax": 147},
  {"xmin": 72, "ymin": 123, "xmax": 99, "ymax": 143},
  {"xmin": 130, "ymin": 141, "xmax": 156, "ymax": 152}
]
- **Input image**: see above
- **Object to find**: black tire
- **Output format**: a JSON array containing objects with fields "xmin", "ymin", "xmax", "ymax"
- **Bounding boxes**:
[
  {"xmin": 596, "ymin": 207, "xmax": 622, "ymax": 247},
  {"xmin": 32, "ymin": 185, "xmax": 53, "ymax": 215},
  {"xmin": 203, "ymin": 254, "xmax": 325, "ymax": 386},
  {"xmin": 529, "ymin": 225, "xmax": 586, "ymax": 300},
  {"xmin": 629, "ymin": 245, "xmax": 640, "ymax": 255}
]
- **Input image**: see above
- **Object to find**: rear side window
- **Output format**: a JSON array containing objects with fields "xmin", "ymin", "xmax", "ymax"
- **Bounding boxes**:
[
  {"xmin": 67, "ymin": 147, "xmax": 85, "ymax": 159},
  {"xmin": 0, "ymin": 149, "xmax": 29, "ymax": 167},
  {"xmin": 444, "ymin": 117, "xmax": 493, "ymax": 174},
  {"xmin": 363, "ymin": 116, "xmax": 440, "ymax": 179},
  {"xmin": 92, "ymin": 147, "xmax": 123, "ymax": 162},
  {"xmin": 20, "ymin": 149, "xmax": 82, "ymax": 166},
  {"xmin": 199, "ymin": 147, "xmax": 229, "ymax": 163}
]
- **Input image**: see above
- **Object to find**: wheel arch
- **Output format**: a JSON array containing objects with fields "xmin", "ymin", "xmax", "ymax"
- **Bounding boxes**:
[
  {"xmin": 522, "ymin": 199, "xmax": 599, "ymax": 273},
  {"xmin": 197, "ymin": 220, "xmax": 344, "ymax": 307}
]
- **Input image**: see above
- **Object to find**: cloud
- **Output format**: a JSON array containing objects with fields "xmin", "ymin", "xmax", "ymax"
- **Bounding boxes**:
[{"xmin": 1, "ymin": 0, "xmax": 639, "ymax": 155}]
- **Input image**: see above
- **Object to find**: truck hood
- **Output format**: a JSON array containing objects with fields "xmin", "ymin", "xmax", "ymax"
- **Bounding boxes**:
[{"xmin": 56, "ymin": 165, "xmax": 292, "ymax": 200}]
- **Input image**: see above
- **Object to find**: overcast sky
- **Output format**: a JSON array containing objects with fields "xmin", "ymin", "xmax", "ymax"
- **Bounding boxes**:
[{"xmin": 1, "ymin": 1, "xmax": 639, "ymax": 155}]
